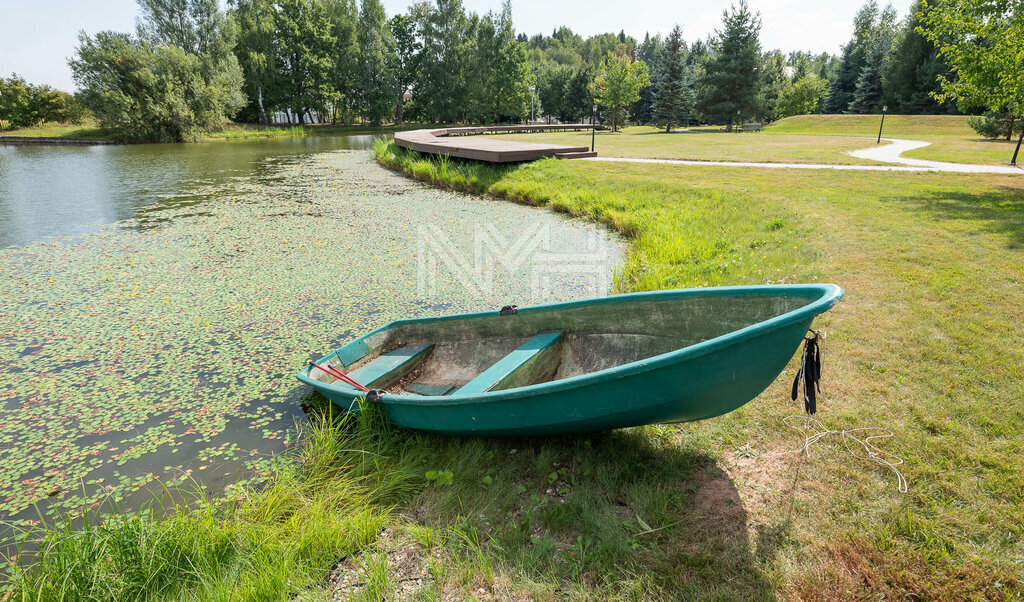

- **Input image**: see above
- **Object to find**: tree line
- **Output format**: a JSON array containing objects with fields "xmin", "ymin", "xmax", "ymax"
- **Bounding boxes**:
[
  {"xmin": 2, "ymin": 0, "xmax": 1017, "ymax": 144},
  {"xmin": 0, "ymin": 75, "xmax": 84, "ymax": 130}
]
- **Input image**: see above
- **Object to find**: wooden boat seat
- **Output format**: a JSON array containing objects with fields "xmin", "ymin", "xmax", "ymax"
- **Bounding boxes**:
[
  {"xmin": 348, "ymin": 343, "xmax": 433, "ymax": 388},
  {"xmin": 454, "ymin": 332, "xmax": 563, "ymax": 396}
]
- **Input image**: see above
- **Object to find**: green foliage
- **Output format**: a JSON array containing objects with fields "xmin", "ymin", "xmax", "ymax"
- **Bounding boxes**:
[
  {"xmin": 136, "ymin": 0, "xmax": 247, "ymax": 118},
  {"xmin": 425, "ymin": 469, "xmax": 454, "ymax": 486},
  {"xmin": 274, "ymin": 0, "xmax": 338, "ymax": 123},
  {"xmin": 70, "ymin": 34, "xmax": 227, "ymax": 142},
  {"xmin": 758, "ymin": 50, "xmax": 790, "ymax": 120},
  {"xmin": 881, "ymin": 2, "xmax": 952, "ymax": 114},
  {"xmin": 651, "ymin": 25, "xmax": 692, "ymax": 131},
  {"xmin": 826, "ymin": 0, "xmax": 888, "ymax": 113},
  {"xmin": 389, "ymin": 13, "xmax": 420, "ymax": 124},
  {"xmin": 357, "ymin": 0, "xmax": 396, "ymax": 126},
  {"xmin": 635, "ymin": 32, "xmax": 665, "ymax": 124},
  {"xmin": 69, "ymin": 0, "xmax": 244, "ymax": 142},
  {"xmin": 0, "ymin": 75, "xmax": 84, "ymax": 129},
  {"xmin": 968, "ymin": 111, "xmax": 1023, "ymax": 140},
  {"xmin": 920, "ymin": 0, "xmax": 1024, "ymax": 115},
  {"xmin": 848, "ymin": 3, "xmax": 898, "ymax": 114},
  {"xmin": 775, "ymin": 76, "xmax": 829, "ymax": 117},
  {"xmin": 697, "ymin": 0, "xmax": 763, "ymax": 126},
  {"xmin": 231, "ymin": 0, "xmax": 278, "ymax": 123},
  {"xmin": 470, "ymin": 1, "xmax": 531, "ymax": 123},
  {"xmin": 411, "ymin": 0, "xmax": 475, "ymax": 123},
  {"xmin": 594, "ymin": 51, "xmax": 650, "ymax": 131}
]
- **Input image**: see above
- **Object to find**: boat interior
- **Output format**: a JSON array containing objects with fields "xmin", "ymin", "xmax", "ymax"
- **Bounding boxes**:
[{"xmin": 308, "ymin": 291, "xmax": 819, "ymax": 397}]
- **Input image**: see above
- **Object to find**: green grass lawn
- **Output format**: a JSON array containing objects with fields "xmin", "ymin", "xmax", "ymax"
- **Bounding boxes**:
[
  {"xmin": 487, "ymin": 115, "xmax": 1020, "ymax": 167},
  {"xmin": 485, "ymin": 125, "xmax": 880, "ymax": 165},
  {"xmin": 9, "ymin": 141, "xmax": 1023, "ymax": 599},
  {"xmin": 768, "ymin": 114, "xmax": 1021, "ymax": 166}
]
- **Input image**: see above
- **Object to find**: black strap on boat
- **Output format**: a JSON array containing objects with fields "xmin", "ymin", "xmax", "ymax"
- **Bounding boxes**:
[
  {"xmin": 791, "ymin": 329, "xmax": 823, "ymax": 414},
  {"xmin": 499, "ymin": 304, "xmax": 518, "ymax": 315}
]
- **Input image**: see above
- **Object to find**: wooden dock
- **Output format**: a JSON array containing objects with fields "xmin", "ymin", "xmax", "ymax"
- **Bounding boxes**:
[{"xmin": 394, "ymin": 125, "xmax": 596, "ymax": 163}]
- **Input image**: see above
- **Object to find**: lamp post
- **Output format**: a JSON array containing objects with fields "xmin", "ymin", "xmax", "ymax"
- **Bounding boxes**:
[
  {"xmin": 1011, "ymin": 124, "xmax": 1023, "ymax": 167},
  {"xmin": 529, "ymin": 86, "xmax": 535, "ymax": 124},
  {"xmin": 877, "ymin": 105, "xmax": 888, "ymax": 144},
  {"xmin": 591, "ymin": 103, "xmax": 597, "ymax": 152}
]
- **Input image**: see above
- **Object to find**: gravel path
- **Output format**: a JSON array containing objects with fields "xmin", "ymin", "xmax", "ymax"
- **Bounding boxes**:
[
  {"xmin": 586, "ymin": 137, "xmax": 1024, "ymax": 175},
  {"xmin": 849, "ymin": 138, "xmax": 1024, "ymax": 174}
]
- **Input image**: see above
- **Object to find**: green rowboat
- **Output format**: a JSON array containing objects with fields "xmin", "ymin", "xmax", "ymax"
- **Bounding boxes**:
[{"xmin": 297, "ymin": 284, "xmax": 843, "ymax": 436}]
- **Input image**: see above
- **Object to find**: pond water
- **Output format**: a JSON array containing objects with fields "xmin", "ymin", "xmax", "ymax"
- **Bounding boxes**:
[{"xmin": 0, "ymin": 136, "xmax": 622, "ymax": 527}]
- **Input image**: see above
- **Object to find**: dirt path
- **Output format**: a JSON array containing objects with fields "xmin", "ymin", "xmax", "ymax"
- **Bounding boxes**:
[{"xmin": 849, "ymin": 137, "xmax": 1023, "ymax": 173}]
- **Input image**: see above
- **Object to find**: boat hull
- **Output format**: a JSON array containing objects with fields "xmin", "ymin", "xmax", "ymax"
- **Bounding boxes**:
[{"xmin": 297, "ymin": 285, "xmax": 843, "ymax": 436}]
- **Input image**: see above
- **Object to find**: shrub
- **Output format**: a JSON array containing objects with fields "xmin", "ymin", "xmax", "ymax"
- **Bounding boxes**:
[{"xmin": 968, "ymin": 110, "xmax": 1023, "ymax": 140}]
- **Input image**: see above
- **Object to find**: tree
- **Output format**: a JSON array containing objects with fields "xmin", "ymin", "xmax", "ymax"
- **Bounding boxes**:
[
  {"xmin": 0, "ymin": 75, "xmax": 36, "ymax": 128},
  {"xmin": 826, "ymin": 0, "xmax": 879, "ymax": 113},
  {"xmin": 849, "ymin": 3, "xmax": 897, "ymax": 113},
  {"xmin": 357, "ymin": 0, "xmax": 396, "ymax": 126},
  {"xmin": 275, "ymin": 0, "xmax": 336, "ymax": 124},
  {"xmin": 136, "ymin": 0, "xmax": 246, "ymax": 118},
  {"xmin": 636, "ymin": 32, "xmax": 664, "ymax": 124},
  {"xmin": 775, "ymin": 75, "xmax": 828, "ymax": 117},
  {"xmin": 71, "ymin": 33, "xmax": 222, "ymax": 141},
  {"xmin": 70, "ymin": 0, "xmax": 246, "ymax": 141},
  {"xmin": 920, "ymin": 0, "xmax": 1024, "ymax": 163},
  {"xmin": 594, "ymin": 51, "xmax": 650, "ymax": 131},
  {"xmin": 390, "ymin": 13, "xmax": 420, "ymax": 124},
  {"xmin": 231, "ymin": 0, "xmax": 278, "ymax": 123},
  {"xmin": 469, "ymin": 1, "xmax": 530, "ymax": 123},
  {"xmin": 324, "ymin": 0, "xmax": 360, "ymax": 123},
  {"xmin": 536, "ymin": 64, "xmax": 569, "ymax": 123},
  {"xmin": 969, "ymin": 110, "xmax": 1022, "ymax": 140},
  {"xmin": 759, "ymin": 49, "xmax": 789, "ymax": 120},
  {"xmin": 413, "ymin": 0, "xmax": 475, "ymax": 123},
  {"xmin": 697, "ymin": 0, "xmax": 763, "ymax": 128},
  {"xmin": 564, "ymin": 66, "xmax": 594, "ymax": 122},
  {"xmin": 881, "ymin": 2, "xmax": 952, "ymax": 114},
  {"xmin": 651, "ymin": 25, "xmax": 690, "ymax": 132}
]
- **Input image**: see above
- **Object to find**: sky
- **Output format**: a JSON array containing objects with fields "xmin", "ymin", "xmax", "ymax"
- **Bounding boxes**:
[{"xmin": 0, "ymin": 0, "xmax": 907, "ymax": 92}]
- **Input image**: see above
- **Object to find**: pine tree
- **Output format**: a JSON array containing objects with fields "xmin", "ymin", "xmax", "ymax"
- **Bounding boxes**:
[
  {"xmin": 696, "ymin": 0, "xmax": 763, "ymax": 128},
  {"xmin": 848, "ymin": 43, "xmax": 885, "ymax": 113},
  {"xmin": 826, "ymin": 0, "xmax": 879, "ymax": 113},
  {"xmin": 636, "ymin": 32, "xmax": 664, "ymax": 124},
  {"xmin": 881, "ymin": 1, "xmax": 951, "ymax": 114},
  {"xmin": 651, "ymin": 25, "xmax": 690, "ymax": 132},
  {"xmin": 849, "ymin": 3, "xmax": 897, "ymax": 113}
]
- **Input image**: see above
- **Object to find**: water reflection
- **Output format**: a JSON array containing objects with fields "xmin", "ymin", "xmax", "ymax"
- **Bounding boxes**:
[{"xmin": 0, "ymin": 135, "xmax": 375, "ymax": 247}]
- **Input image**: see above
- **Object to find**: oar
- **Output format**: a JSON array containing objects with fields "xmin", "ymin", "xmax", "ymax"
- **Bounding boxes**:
[{"xmin": 310, "ymin": 360, "xmax": 369, "ymax": 392}]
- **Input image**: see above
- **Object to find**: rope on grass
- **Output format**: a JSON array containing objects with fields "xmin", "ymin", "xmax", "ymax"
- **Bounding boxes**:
[{"xmin": 780, "ymin": 415, "xmax": 908, "ymax": 493}]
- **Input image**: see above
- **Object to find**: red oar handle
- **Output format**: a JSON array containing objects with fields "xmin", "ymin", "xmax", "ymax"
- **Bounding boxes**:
[{"xmin": 310, "ymin": 360, "xmax": 369, "ymax": 392}]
